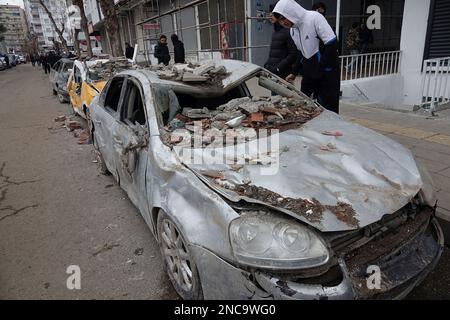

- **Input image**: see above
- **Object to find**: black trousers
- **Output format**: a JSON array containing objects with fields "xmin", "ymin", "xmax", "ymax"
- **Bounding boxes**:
[
  {"xmin": 301, "ymin": 69, "xmax": 340, "ymax": 114},
  {"xmin": 43, "ymin": 63, "xmax": 50, "ymax": 74}
]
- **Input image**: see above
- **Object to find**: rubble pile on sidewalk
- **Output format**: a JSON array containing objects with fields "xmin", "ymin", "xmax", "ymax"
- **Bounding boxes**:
[
  {"xmin": 163, "ymin": 95, "xmax": 322, "ymax": 147},
  {"xmin": 153, "ymin": 61, "xmax": 229, "ymax": 86},
  {"xmin": 88, "ymin": 57, "xmax": 135, "ymax": 80}
]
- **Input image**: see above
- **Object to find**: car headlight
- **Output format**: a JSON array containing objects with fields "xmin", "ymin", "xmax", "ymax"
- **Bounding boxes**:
[
  {"xmin": 229, "ymin": 212, "xmax": 329, "ymax": 270},
  {"xmin": 415, "ymin": 159, "xmax": 437, "ymax": 207}
]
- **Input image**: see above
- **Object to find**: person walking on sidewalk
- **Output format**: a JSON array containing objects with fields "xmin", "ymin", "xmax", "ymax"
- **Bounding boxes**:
[
  {"xmin": 264, "ymin": 3, "xmax": 300, "ymax": 81},
  {"xmin": 171, "ymin": 34, "xmax": 185, "ymax": 64},
  {"xmin": 154, "ymin": 35, "xmax": 170, "ymax": 66},
  {"xmin": 273, "ymin": 0, "xmax": 340, "ymax": 114}
]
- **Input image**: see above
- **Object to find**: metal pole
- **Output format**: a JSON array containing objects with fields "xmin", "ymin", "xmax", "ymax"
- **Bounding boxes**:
[{"xmin": 336, "ymin": 0, "xmax": 341, "ymax": 39}]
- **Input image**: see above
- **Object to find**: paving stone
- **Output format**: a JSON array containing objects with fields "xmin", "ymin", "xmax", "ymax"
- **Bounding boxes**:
[
  {"xmin": 411, "ymin": 146, "xmax": 450, "ymax": 165},
  {"xmin": 439, "ymin": 167, "xmax": 450, "ymax": 178},
  {"xmin": 425, "ymin": 134, "xmax": 450, "ymax": 146},
  {"xmin": 412, "ymin": 139, "xmax": 450, "ymax": 156},
  {"xmin": 392, "ymin": 127, "xmax": 437, "ymax": 140},
  {"xmin": 437, "ymin": 190, "xmax": 450, "ymax": 213},
  {"xmin": 431, "ymin": 173, "xmax": 450, "ymax": 193}
]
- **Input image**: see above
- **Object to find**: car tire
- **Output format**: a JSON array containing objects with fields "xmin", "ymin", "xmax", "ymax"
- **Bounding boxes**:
[
  {"xmin": 57, "ymin": 92, "xmax": 66, "ymax": 104},
  {"xmin": 157, "ymin": 210, "xmax": 203, "ymax": 300},
  {"xmin": 52, "ymin": 88, "xmax": 57, "ymax": 95},
  {"xmin": 93, "ymin": 133, "xmax": 110, "ymax": 175}
]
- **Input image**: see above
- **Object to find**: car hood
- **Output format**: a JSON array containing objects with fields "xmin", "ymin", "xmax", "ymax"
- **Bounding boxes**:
[{"xmin": 173, "ymin": 111, "xmax": 423, "ymax": 232}]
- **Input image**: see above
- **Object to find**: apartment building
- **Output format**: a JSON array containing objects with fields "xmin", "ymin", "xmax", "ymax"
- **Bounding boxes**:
[
  {"xmin": 0, "ymin": 4, "xmax": 28, "ymax": 53},
  {"xmin": 23, "ymin": 0, "xmax": 73, "ymax": 50}
]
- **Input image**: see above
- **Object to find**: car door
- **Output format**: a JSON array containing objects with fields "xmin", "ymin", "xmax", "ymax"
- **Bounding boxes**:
[
  {"xmin": 69, "ymin": 65, "xmax": 83, "ymax": 110},
  {"xmin": 57, "ymin": 61, "xmax": 72, "ymax": 90},
  {"xmin": 111, "ymin": 77, "xmax": 150, "ymax": 214},
  {"xmin": 49, "ymin": 61, "xmax": 60, "ymax": 89},
  {"xmin": 92, "ymin": 76, "xmax": 127, "ymax": 182}
]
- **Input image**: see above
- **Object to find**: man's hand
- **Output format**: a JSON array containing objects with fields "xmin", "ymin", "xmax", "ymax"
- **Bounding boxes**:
[{"xmin": 285, "ymin": 74, "xmax": 296, "ymax": 82}]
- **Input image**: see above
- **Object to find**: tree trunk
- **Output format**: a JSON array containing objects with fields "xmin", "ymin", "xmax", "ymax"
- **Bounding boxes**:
[
  {"xmin": 74, "ymin": 29, "xmax": 80, "ymax": 57},
  {"xmin": 73, "ymin": 0, "xmax": 93, "ymax": 57},
  {"xmin": 98, "ymin": 0, "xmax": 123, "ymax": 57},
  {"xmin": 38, "ymin": 0, "xmax": 68, "ymax": 52}
]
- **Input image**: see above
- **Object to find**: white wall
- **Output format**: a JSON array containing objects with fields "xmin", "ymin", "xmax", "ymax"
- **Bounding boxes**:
[
  {"xmin": 341, "ymin": 74, "xmax": 405, "ymax": 109},
  {"xmin": 400, "ymin": 0, "xmax": 431, "ymax": 106}
]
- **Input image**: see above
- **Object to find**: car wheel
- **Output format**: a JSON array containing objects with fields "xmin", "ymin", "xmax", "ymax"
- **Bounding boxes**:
[
  {"xmin": 57, "ymin": 92, "xmax": 66, "ymax": 104},
  {"xmin": 93, "ymin": 133, "xmax": 110, "ymax": 175},
  {"xmin": 52, "ymin": 88, "xmax": 57, "ymax": 95},
  {"xmin": 157, "ymin": 210, "xmax": 203, "ymax": 300}
]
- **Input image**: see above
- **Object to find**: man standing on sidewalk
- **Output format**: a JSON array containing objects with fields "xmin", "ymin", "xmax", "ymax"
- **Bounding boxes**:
[{"xmin": 273, "ymin": 0, "xmax": 340, "ymax": 114}]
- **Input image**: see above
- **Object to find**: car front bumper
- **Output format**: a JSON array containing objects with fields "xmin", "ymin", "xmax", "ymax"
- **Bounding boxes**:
[{"xmin": 191, "ymin": 216, "xmax": 444, "ymax": 300}]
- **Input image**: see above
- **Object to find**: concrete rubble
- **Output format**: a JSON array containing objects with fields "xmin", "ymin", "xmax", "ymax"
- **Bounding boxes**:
[
  {"xmin": 88, "ymin": 57, "xmax": 135, "ymax": 80},
  {"xmin": 163, "ymin": 95, "xmax": 322, "ymax": 147},
  {"xmin": 152, "ymin": 61, "xmax": 229, "ymax": 86}
]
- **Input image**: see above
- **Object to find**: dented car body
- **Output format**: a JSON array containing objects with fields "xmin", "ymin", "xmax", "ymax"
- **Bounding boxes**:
[
  {"xmin": 90, "ymin": 60, "xmax": 443, "ymax": 300},
  {"xmin": 49, "ymin": 58, "xmax": 74, "ymax": 103},
  {"xmin": 67, "ymin": 60, "xmax": 108, "ymax": 118}
]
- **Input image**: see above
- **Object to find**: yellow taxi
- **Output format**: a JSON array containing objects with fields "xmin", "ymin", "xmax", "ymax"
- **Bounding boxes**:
[{"xmin": 67, "ymin": 59, "xmax": 108, "ymax": 119}]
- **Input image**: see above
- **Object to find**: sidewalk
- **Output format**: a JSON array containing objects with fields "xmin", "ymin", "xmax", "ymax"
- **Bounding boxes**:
[{"xmin": 340, "ymin": 102, "xmax": 450, "ymax": 222}]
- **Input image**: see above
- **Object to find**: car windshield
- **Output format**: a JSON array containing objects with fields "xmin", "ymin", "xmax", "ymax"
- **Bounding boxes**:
[{"xmin": 156, "ymin": 71, "xmax": 322, "ymax": 148}]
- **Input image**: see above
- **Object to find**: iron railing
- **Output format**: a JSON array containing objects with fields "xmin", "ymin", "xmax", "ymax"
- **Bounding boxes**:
[
  {"xmin": 340, "ymin": 50, "xmax": 402, "ymax": 81},
  {"xmin": 420, "ymin": 57, "xmax": 450, "ymax": 112}
]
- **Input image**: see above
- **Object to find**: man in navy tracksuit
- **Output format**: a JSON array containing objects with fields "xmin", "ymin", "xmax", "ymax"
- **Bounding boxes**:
[{"xmin": 273, "ymin": 0, "xmax": 340, "ymax": 114}]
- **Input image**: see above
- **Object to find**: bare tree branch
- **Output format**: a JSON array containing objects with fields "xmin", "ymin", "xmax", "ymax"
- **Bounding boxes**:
[{"xmin": 38, "ymin": 0, "xmax": 68, "ymax": 52}]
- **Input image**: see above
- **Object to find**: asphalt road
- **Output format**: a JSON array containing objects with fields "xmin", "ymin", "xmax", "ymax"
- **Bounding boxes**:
[{"xmin": 0, "ymin": 64, "xmax": 449, "ymax": 299}]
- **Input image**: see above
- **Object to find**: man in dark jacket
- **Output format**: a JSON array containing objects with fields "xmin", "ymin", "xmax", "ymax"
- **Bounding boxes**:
[
  {"xmin": 171, "ymin": 34, "xmax": 185, "ymax": 64},
  {"xmin": 264, "ymin": 4, "xmax": 300, "ymax": 80},
  {"xmin": 125, "ymin": 42, "xmax": 134, "ymax": 59},
  {"xmin": 154, "ymin": 35, "xmax": 170, "ymax": 65}
]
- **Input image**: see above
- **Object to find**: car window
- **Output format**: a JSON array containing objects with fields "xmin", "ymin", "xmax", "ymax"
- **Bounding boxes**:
[
  {"xmin": 53, "ymin": 61, "xmax": 61, "ymax": 71},
  {"xmin": 120, "ymin": 79, "xmax": 146, "ymax": 126},
  {"xmin": 104, "ymin": 77, "xmax": 125, "ymax": 113},
  {"xmin": 63, "ymin": 62, "xmax": 73, "ymax": 72},
  {"xmin": 74, "ymin": 66, "xmax": 82, "ymax": 84}
]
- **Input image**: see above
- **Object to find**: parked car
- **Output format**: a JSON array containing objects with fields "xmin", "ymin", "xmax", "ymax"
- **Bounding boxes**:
[
  {"xmin": 49, "ymin": 58, "xmax": 74, "ymax": 103},
  {"xmin": 17, "ymin": 54, "xmax": 26, "ymax": 64},
  {"xmin": 7, "ymin": 54, "xmax": 17, "ymax": 67},
  {"xmin": 90, "ymin": 60, "xmax": 443, "ymax": 300},
  {"xmin": 0, "ymin": 57, "xmax": 6, "ymax": 71},
  {"xmin": 67, "ymin": 59, "xmax": 108, "ymax": 119}
]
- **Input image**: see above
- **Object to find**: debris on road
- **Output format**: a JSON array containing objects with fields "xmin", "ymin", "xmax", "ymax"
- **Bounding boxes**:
[
  {"xmin": 65, "ymin": 119, "xmax": 82, "ymax": 132},
  {"xmin": 54, "ymin": 115, "xmax": 66, "ymax": 122}
]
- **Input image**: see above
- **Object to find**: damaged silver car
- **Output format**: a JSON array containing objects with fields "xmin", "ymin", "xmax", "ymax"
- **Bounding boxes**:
[
  {"xmin": 49, "ymin": 58, "xmax": 74, "ymax": 103},
  {"xmin": 89, "ymin": 60, "xmax": 444, "ymax": 300}
]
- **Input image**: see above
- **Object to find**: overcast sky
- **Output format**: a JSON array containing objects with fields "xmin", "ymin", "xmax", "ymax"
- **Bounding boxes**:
[{"xmin": 0, "ymin": 0, "xmax": 24, "ymax": 8}]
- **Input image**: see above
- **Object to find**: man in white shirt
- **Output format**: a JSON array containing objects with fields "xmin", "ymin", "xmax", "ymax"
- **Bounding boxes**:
[{"xmin": 273, "ymin": 0, "xmax": 340, "ymax": 114}]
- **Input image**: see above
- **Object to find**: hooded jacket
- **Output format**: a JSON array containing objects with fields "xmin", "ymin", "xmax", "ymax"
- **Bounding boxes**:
[
  {"xmin": 264, "ymin": 24, "xmax": 301, "ymax": 79},
  {"xmin": 171, "ymin": 34, "xmax": 185, "ymax": 64},
  {"xmin": 273, "ymin": 0, "xmax": 339, "ymax": 78}
]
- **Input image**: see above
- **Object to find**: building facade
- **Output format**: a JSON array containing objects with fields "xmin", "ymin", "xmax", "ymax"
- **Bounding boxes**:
[
  {"xmin": 24, "ymin": 0, "xmax": 73, "ymax": 51},
  {"xmin": 0, "ymin": 4, "xmax": 28, "ymax": 53}
]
